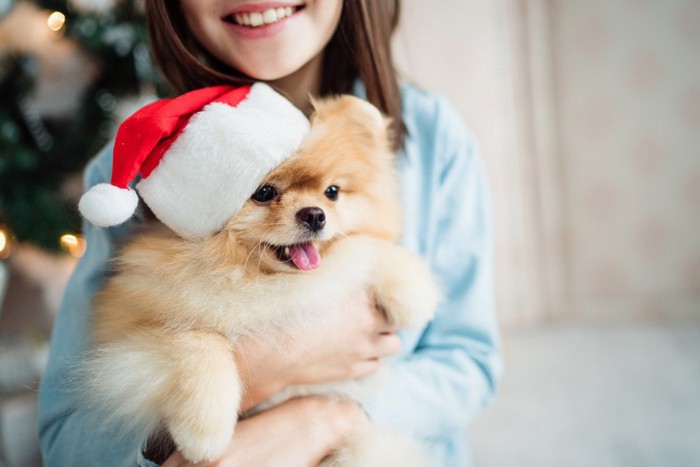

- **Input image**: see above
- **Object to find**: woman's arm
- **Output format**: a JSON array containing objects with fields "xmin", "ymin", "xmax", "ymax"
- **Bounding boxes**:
[
  {"xmin": 38, "ymin": 148, "xmax": 148, "ymax": 466},
  {"xmin": 163, "ymin": 397, "xmax": 364, "ymax": 467},
  {"xmin": 356, "ymin": 97, "xmax": 503, "ymax": 441}
]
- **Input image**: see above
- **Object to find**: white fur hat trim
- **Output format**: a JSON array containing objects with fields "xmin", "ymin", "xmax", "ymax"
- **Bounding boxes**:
[{"xmin": 78, "ymin": 183, "xmax": 139, "ymax": 228}]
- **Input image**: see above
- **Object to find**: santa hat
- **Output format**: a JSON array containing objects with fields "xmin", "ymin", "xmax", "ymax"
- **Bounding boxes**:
[{"xmin": 78, "ymin": 83, "xmax": 309, "ymax": 239}]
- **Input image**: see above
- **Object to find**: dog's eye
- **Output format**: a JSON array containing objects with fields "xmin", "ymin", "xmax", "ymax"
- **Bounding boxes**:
[
  {"xmin": 325, "ymin": 185, "xmax": 340, "ymax": 201},
  {"xmin": 251, "ymin": 185, "xmax": 278, "ymax": 204}
]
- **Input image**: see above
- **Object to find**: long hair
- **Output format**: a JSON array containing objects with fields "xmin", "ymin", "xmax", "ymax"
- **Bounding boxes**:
[{"xmin": 144, "ymin": 0, "xmax": 405, "ymax": 149}]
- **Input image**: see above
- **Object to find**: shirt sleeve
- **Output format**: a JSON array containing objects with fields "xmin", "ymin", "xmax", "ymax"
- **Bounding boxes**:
[
  {"xmin": 358, "ymin": 99, "xmax": 503, "ymax": 442},
  {"xmin": 37, "ymin": 147, "xmax": 155, "ymax": 467}
]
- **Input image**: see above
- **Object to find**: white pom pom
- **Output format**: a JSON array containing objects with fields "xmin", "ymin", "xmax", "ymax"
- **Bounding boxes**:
[{"xmin": 78, "ymin": 183, "xmax": 139, "ymax": 227}]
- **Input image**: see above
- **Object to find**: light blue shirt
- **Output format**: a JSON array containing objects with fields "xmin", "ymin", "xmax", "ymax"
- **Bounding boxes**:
[{"xmin": 38, "ymin": 84, "xmax": 502, "ymax": 466}]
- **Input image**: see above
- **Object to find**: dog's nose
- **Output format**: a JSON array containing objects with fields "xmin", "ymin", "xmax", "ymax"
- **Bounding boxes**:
[{"xmin": 296, "ymin": 207, "xmax": 326, "ymax": 232}]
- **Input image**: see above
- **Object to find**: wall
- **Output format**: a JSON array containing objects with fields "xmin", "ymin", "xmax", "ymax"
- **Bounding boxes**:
[
  {"xmin": 394, "ymin": 0, "xmax": 551, "ymax": 326},
  {"xmin": 552, "ymin": 0, "xmax": 700, "ymax": 319},
  {"xmin": 394, "ymin": 0, "xmax": 700, "ymax": 326}
]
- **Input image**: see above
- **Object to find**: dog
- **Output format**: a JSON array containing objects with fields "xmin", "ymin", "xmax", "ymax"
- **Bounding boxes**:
[{"xmin": 82, "ymin": 95, "xmax": 440, "ymax": 465}]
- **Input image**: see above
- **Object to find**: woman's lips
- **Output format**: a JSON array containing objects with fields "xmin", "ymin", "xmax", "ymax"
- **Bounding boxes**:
[
  {"xmin": 224, "ymin": 3, "xmax": 303, "ymax": 25},
  {"xmin": 222, "ymin": 3, "xmax": 304, "ymax": 38},
  {"xmin": 230, "ymin": 6, "xmax": 296, "ymax": 27}
]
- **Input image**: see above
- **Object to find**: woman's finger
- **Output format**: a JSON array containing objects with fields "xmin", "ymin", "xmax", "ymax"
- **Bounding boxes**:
[
  {"xmin": 372, "ymin": 333, "xmax": 401, "ymax": 358},
  {"xmin": 349, "ymin": 358, "xmax": 382, "ymax": 379}
]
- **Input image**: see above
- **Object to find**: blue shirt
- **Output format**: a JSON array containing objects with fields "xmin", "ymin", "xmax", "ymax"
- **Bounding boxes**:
[{"xmin": 38, "ymin": 84, "xmax": 502, "ymax": 466}]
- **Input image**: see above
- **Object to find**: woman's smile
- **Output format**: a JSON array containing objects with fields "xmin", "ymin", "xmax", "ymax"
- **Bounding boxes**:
[
  {"xmin": 222, "ymin": 3, "xmax": 305, "ymax": 39},
  {"xmin": 226, "ymin": 4, "xmax": 302, "ymax": 27}
]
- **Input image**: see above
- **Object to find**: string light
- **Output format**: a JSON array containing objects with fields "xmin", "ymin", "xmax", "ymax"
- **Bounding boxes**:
[
  {"xmin": 47, "ymin": 11, "xmax": 66, "ymax": 32},
  {"xmin": 60, "ymin": 234, "xmax": 87, "ymax": 258},
  {"xmin": 0, "ymin": 230, "xmax": 7, "ymax": 257},
  {"xmin": 0, "ymin": 226, "xmax": 12, "ymax": 260}
]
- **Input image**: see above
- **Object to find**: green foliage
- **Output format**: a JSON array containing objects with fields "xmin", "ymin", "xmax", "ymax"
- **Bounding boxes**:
[{"xmin": 0, "ymin": 0, "xmax": 167, "ymax": 251}]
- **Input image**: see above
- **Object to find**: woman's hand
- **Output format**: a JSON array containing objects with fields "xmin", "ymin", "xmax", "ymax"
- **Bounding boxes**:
[
  {"xmin": 236, "ymin": 290, "xmax": 401, "ymax": 410},
  {"xmin": 162, "ymin": 396, "xmax": 364, "ymax": 467}
]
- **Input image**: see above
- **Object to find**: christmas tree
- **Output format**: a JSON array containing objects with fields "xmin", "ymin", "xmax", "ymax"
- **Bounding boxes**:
[{"xmin": 0, "ymin": 0, "xmax": 166, "ymax": 253}]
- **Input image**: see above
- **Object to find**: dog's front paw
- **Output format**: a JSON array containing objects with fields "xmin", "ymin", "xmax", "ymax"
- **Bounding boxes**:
[
  {"xmin": 169, "ymin": 412, "xmax": 235, "ymax": 463},
  {"xmin": 375, "ymin": 248, "xmax": 441, "ymax": 329},
  {"xmin": 379, "ymin": 277, "xmax": 440, "ymax": 329}
]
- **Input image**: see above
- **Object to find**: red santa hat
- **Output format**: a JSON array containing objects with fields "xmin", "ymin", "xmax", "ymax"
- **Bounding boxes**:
[{"xmin": 78, "ymin": 83, "xmax": 309, "ymax": 239}]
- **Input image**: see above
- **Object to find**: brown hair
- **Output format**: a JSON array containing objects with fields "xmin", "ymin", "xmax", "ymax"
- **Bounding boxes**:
[{"xmin": 144, "ymin": 0, "xmax": 406, "ymax": 149}]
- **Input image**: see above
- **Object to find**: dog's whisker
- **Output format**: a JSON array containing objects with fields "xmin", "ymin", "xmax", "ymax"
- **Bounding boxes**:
[
  {"xmin": 260, "ymin": 242, "xmax": 291, "ymax": 266},
  {"xmin": 243, "ymin": 242, "xmax": 262, "ymax": 270},
  {"xmin": 244, "ymin": 227, "xmax": 278, "ymax": 269},
  {"xmin": 257, "ymin": 244, "xmax": 264, "ymax": 271},
  {"xmin": 259, "ymin": 242, "xmax": 290, "ymax": 268},
  {"xmin": 258, "ymin": 229, "xmax": 282, "ymax": 270},
  {"xmin": 243, "ymin": 243, "xmax": 258, "ymax": 269}
]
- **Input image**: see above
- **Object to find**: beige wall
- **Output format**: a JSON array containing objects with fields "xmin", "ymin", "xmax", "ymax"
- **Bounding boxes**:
[
  {"xmin": 553, "ymin": 0, "xmax": 700, "ymax": 319},
  {"xmin": 394, "ymin": 0, "xmax": 700, "ymax": 326}
]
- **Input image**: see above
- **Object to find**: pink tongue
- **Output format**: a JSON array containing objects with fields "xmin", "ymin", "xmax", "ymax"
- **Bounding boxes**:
[{"xmin": 288, "ymin": 243, "xmax": 321, "ymax": 270}]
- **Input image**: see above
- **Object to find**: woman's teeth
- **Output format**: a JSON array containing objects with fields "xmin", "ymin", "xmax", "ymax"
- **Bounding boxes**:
[{"xmin": 234, "ymin": 7, "xmax": 295, "ymax": 28}]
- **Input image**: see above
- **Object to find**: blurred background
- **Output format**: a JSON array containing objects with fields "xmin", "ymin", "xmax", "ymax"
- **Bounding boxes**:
[{"xmin": 1, "ymin": 0, "xmax": 699, "ymax": 465}]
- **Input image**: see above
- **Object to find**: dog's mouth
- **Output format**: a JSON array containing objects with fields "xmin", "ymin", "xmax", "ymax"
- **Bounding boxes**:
[{"xmin": 268, "ymin": 242, "xmax": 321, "ymax": 271}]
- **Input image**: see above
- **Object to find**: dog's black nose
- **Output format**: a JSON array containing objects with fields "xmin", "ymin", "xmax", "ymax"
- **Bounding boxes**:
[{"xmin": 296, "ymin": 207, "xmax": 326, "ymax": 232}]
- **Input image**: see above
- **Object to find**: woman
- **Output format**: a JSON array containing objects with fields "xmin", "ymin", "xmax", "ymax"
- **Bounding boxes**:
[{"xmin": 38, "ymin": 1, "xmax": 502, "ymax": 465}]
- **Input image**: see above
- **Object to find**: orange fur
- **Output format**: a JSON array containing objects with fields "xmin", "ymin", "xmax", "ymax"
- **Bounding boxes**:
[{"xmin": 84, "ymin": 96, "xmax": 439, "ymax": 464}]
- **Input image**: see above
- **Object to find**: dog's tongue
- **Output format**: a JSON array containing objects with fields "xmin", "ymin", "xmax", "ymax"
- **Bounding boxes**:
[{"xmin": 289, "ymin": 243, "xmax": 321, "ymax": 270}]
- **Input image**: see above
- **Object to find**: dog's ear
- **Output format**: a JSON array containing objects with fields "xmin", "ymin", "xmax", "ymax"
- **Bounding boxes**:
[{"xmin": 310, "ymin": 95, "xmax": 392, "ymax": 149}]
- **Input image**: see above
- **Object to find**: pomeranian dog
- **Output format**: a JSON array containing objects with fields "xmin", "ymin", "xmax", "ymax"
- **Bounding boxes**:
[{"xmin": 83, "ymin": 95, "xmax": 440, "ymax": 465}]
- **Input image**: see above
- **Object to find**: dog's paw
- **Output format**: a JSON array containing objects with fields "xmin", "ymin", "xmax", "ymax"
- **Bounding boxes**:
[
  {"xmin": 170, "ymin": 417, "xmax": 235, "ymax": 463},
  {"xmin": 322, "ymin": 418, "xmax": 430, "ymax": 467},
  {"xmin": 375, "ymin": 249, "xmax": 441, "ymax": 329},
  {"xmin": 380, "ymin": 279, "xmax": 440, "ymax": 329},
  {"xmin": 165, "ymin": 379, "xmax": 240, "ymax": 463}
]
